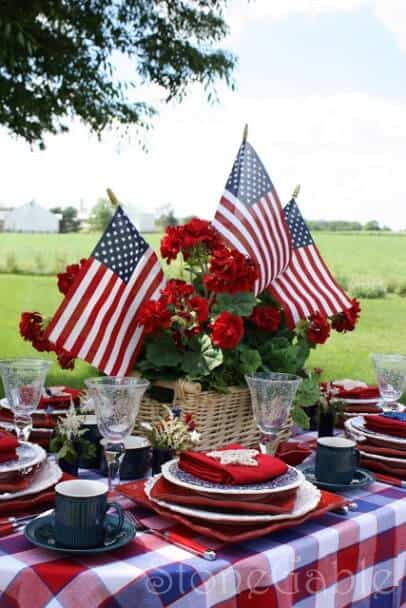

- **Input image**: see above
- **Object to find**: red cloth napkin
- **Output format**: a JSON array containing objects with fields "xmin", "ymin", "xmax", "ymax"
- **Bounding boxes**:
[
  {"xmin": 144, "ymin": 476, "xmax": 297, "ymax": 515},
  {"xmin": 0, "ymin": 408, "xmax": 57, "ymax": 430},
  {"xmin": 0, "ymin": 432, "xmax": 18, "ymax": 464},
  {"xmin": 361, "ymin": 457, "xmax": 406, "ymax": 480},
  {"xmin": 358, "ymin": 441, "xmax": 406, "ymax": 459},
  {"xmin": 178, "ymin": 444, "xmax": 288, "ymax": 485},
  {"xmin": 123, "ymin": 479, "xmax": 347, "ymax": 543},
  {"xmin": 0, "ymin": 472, "xmax": 74, "ymax": 518},
  {"xmin": 343, "ymin": 404, "xmax": 382, "ymax": 414},
  {"xmin": 365, "ymin": 415, "xmax": 406, "ymax": 438},
  {"xmin": 332, "ymin": 385, "xmax": 380, "ymax": 399},
  {"xmin": 275, "ymin": 441, "xmax": 313, "ymax": 466},
  {"xmin": 39, "ymin": 387, "xmax": 81, "ymax": 410},
  {"xmin": 0, "ymin": 471, "xmax": 35, "ymax": 494}
]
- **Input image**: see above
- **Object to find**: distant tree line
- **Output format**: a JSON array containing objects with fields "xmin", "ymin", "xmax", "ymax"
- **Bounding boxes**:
[{"xmin": 306, "ymin": 219, "xmax": 392, "ymax": 232}]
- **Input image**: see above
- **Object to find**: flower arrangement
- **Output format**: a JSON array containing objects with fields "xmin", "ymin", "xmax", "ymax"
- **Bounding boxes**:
[
  {"xmin": 140, "ymin": 405, "xmax": 200, "ymax": 451},
  {"xmin": 19, "ymin": 217, "xmax": 360, "ymax": 428},
  {"xmin": 49, "ymin": 404, "xmax": 96, "ymax": 464}
]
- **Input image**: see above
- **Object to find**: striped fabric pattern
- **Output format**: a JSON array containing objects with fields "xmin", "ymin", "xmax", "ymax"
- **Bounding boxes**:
[{"xmin": 45, "ymin": 206, "xmax": 165, "ymax": 376}]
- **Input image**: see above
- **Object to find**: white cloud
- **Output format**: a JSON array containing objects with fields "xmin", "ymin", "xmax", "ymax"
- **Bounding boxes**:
[
  {"xmin": 227, "ymin": 0, "xmax": 406, "ymax": 51},
  {"xmin": 1, "ymin": 89, "xmax": 405, "ymax": 228}
]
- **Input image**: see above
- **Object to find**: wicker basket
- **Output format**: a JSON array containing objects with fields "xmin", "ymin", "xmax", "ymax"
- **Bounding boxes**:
[{"xmin": 136, "ymin": 379, "xmax": 292, "ymax": 452}]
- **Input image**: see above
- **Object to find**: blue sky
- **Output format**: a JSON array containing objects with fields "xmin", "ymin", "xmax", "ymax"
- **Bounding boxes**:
[{"xmin": 1, "ymin": 0, "xmax": 406, "ymax": 228}]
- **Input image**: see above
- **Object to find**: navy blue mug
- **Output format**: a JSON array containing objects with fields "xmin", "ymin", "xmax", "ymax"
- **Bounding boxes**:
[
  {"xmin": 54, "ymin": 480, "xmax": 124, "ymax": 548},
  {"xmin": 315, "ymin": 437, "xmax": 359, "ymax": 485}
]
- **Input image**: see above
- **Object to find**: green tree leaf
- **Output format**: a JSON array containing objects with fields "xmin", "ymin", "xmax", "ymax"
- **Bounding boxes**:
[{"xmin": 212, "ymin": 292, "xmax": 256, "ymax": 317}]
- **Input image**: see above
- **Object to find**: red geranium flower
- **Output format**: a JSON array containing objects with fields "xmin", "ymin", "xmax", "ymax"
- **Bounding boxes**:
[
  {"xmin": 160, "ymin": 226, "xmax": 183, "ymax": 264},
  {"xmin": 204, "ymin": 247, "xmax": 258, "ymax": 294},
  {"xmin": 136, "ymin": 300, "xmax": 172, "ymax": 334},
  {"xmin": 19, "ymin": 312, "xmax": 43, "ymax": 342},
  {"xmin": 161, "ymin": 279, "xmax": 195, "ymax": 306},
  {"xmin": 250, "ymin": 305, "xmax": 281, "ymax": 332},
  {"xmin": 332, "ymin": 299, "xmax": 361, "ymax": 333},
  {"xmin": 56, "ymin": 349, "xmax": 75, "ymax": 370},
  {"xmin": 190, "ymin": 296, "xmax": 209, "ymax": 323},
  {"xmin": 210, "ymin": 311, "xmax": 244, "ymax": 349},
  {"xmin": 307, "ymin": 312, "xmax": 331, "ymax": 345},
  {"xmin": 32, "ymin": 334, "xmax": 53, "ymax": 353},
  {"xmin": 57, "ymin": 259, "xmax": 87, "ymax": 295}
]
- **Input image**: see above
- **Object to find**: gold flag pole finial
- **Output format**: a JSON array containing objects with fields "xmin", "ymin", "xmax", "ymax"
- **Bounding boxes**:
[
  {"xmin": 106, "ymin": 188, "xmax": 119, "ymax": 207},
  {"xmin": 292, "ymin": 184, "xmax": 301, "ymax": 200},
  {"xmin": 242, "ymin": 123, "xmax": 248, "ymax": 142}
]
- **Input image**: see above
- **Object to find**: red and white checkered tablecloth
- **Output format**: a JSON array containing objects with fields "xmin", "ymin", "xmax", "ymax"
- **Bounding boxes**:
[{"xmin": 0, "ymin": 435, "xmax": 405, "ymax": 608}]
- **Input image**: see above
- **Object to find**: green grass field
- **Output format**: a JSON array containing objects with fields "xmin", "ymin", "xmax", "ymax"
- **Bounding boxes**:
[
  {"xmin": 1, "ymin": 231, "xmax": 406, "ymax": 286},
  {"xmin": 0, "ymin": 231, "xmax": 405, "ymax": 389}
]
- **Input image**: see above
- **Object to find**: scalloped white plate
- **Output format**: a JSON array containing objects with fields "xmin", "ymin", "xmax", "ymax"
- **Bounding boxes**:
[
  {"xmin": 0, "ymin": 459, "xmax": 62, "ymax": 500},
  {"xmin": 0, "ymin": 442, "xmax": 46, "ymax": 476},
  {"xmin": 345, "ymin": 416, "xmax": 406, "ymax": 447},
  {"xmin": 146, "ymin": 475, "xmax": 320, "ymax": 523},
  {"xmin": 0, "ymin": 398, "xmax": 69, "ymax": 416}
]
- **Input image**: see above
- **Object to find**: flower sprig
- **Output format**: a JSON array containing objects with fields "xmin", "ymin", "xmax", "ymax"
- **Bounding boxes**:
[
  {"xmin": 140, "ymin": 405, "xmax": 200, "ymax": 451},
  {"xmin": 50, "ymin": 404, "xmax": 96, "ymax": 464}
]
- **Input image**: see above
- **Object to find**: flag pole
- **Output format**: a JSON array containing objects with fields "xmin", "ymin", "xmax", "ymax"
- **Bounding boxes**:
[
  {"xmin": 106, "ymin": 188, "xmax": 119, "ymax": 207},
  {"xmin": 292, "ymin": 184, "xmax": 301, "ymax": 200},
  {"xmin": 242, "ymin": 123, "xmax": 248, "ymax": 142}
]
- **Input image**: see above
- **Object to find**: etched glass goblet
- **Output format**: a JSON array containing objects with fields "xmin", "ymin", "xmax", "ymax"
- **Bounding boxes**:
[
  {"xmin": 0, "ymin": 358, "xmax": 51, "ymax": 441},
  {"xmin": 85, "ymin": 377, "xmax": 149, "ymax": 490},
  {"xmin": 245, "ymin": 372, "xmax": 302, "ymax": 454},
  {"xmin": 371, "ymin": 353, "xmax": 406, "ymax": 411}
]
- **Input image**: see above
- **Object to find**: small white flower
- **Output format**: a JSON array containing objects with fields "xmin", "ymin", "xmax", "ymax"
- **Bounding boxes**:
[
  {"xmin": 140, "ymin": 422, "xmax": 153, "ymax": 432},
  {"xmin": 190, "ymin": 430, "xmax": 201, "ymax": 444}
]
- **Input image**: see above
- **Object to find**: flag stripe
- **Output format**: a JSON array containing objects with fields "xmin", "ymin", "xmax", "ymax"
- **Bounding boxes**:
[
  {"xmin": 218, "ymin": 196, "xmax": 268, "ymax": 292},
  {"xmin": 265, "ymin": 192, "xmax": 291, "ymax": 272},
  {"xmin": 110, "ymin": 274, "xmax": 166, "ymax": 376},
  {"xmin": 47, "ymin": 260, "xmax": 101, "ymax": 344},
  {"xmin": 104, "ymin": 262, "xmax": 163, "ymax": 375},
  {"xmin": 95, "ymin": 249, "xmax": 157, "ymax": 371},
  {"xmin": 78, "ymin": 276, "xmax": 124, "ymax": 361},
  {"xmin": 296, "ymin": 248, "xmax": 340, "ymax": 314},
  {"xmin": 306, "ymin": 244, "xmax": 351, "ymax": 309},
  {"xmin": 63, "ymin": 267, "xmax": 115, "ymax": 353},
  {"xmin": 83, "ymin": 280, "xmax": 127, "ymax": 364},
  {"xmin": 290, "ymin": 253, "xmax": 335, "ymax": 316},
  {"xmin": 252, "ymin": 202, "xmax": 276, "ymax": 280}
]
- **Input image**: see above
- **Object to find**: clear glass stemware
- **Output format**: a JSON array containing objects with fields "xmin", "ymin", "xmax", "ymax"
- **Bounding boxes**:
[
  {"xmin": 85, "ymin": 376, "xmax": 149, "ymax": 490},
  {"xmin": 0, "ymin": 358, "xmax": 51, "ymax": 441},
  {"xmin": 371, "ymin": 353, "xmax": 406, "ymax": 411},
  {"xmin": 245, "ymin": 372, "xmax": 302, "ymax": 454}
]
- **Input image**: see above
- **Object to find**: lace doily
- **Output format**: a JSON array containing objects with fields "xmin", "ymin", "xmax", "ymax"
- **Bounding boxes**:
[{"xmin": 207, "ymin": 448, "xmax": 259, "ymax": 466}]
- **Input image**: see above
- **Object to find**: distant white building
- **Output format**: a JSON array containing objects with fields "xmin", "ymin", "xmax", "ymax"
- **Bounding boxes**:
[
  {"xmin": 4, "ymin": 201, "xmax": 59, "ymax": 233},
  {"xmin": 124, "ymin": 206, "xmax": 156, "ymax": 233}
]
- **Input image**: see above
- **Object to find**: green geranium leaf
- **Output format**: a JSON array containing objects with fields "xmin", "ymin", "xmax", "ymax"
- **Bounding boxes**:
[
  {"xmin": 295, "ymin": 375, "xmax": 320, "ymax": 407},
  {"xmin": 239, "ymin": 349, "xmax": 262, "ymax": 374},
  {"xmin": 182, "ymin": 334, "xmax": 223, "ymax": 377},
  {"xmin": 291, "ymin": 405, "xmax": 310, "ymax": 430},
  {"xmin": 212, "ymin": 292, "xmax": 256, "ymax": 317},
  {"xmin": 145, "ymin": 334, "xmax": 183, "ymax": 368}
]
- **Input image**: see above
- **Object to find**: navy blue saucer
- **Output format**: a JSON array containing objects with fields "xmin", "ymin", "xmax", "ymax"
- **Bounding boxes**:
[{"xmin": 302, "ymin": 466, "xmax": 375, "ymax": 491}]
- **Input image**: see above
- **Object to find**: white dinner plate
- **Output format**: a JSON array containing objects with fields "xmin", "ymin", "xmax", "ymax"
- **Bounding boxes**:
[
  {"xmin": 345, "ymin": 416, "xmax": 406, "ymax": 448},
  {"xmin": 0, "ymin": 420, "xmax": 53, "ymax": 435},
  {"xmin": 0, "ymin": 442, "xmax": 47, "ymax": 476},
  {"xmin": 146, "ymin": 476, "xmax": 320, "ymax": 523},
  {"xmin": 0, "ymin": 459, "xmax": 63, "ymax": 500},
  {"xmin": 338, "ymin": 397, "xmax": 381, "ymax": 405},
  {"xmin": 0, "ymin": 398, "xmax": 69, "ymax": 416},
  {"xmin": 161, "ymin": 459, "xmax": 305, "ymax": 497}
]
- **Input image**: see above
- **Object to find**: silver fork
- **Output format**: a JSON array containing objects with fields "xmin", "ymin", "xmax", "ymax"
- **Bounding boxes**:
[{"xmin": 126, "ymin": 511, "xmax": 217, "ymax": 561}]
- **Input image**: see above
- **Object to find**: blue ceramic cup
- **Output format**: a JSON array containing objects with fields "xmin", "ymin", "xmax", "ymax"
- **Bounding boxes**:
[
  {"xmin": 315, "ymin": 437, "xmax": 359, "ymax": 485},
  {"xmin": 54, "ymin": 479, "xmax": 124, "ymax": 549}
]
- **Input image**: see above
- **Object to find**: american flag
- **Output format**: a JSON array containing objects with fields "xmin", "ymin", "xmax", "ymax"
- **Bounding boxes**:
[
  {"xmin": 268, "ymin": 199, "xmax": 352, "ymax": 327},
  {"xmin": 213, "ymin": 137, "xmax": 352, "ymax": 325},
  {"xmin": 212, "ymin": 140, "xmax": 290, "ymax": 294},
  {"xmin": 45, "ymin": 206, "xmax": 165, "ymax": 376}
]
